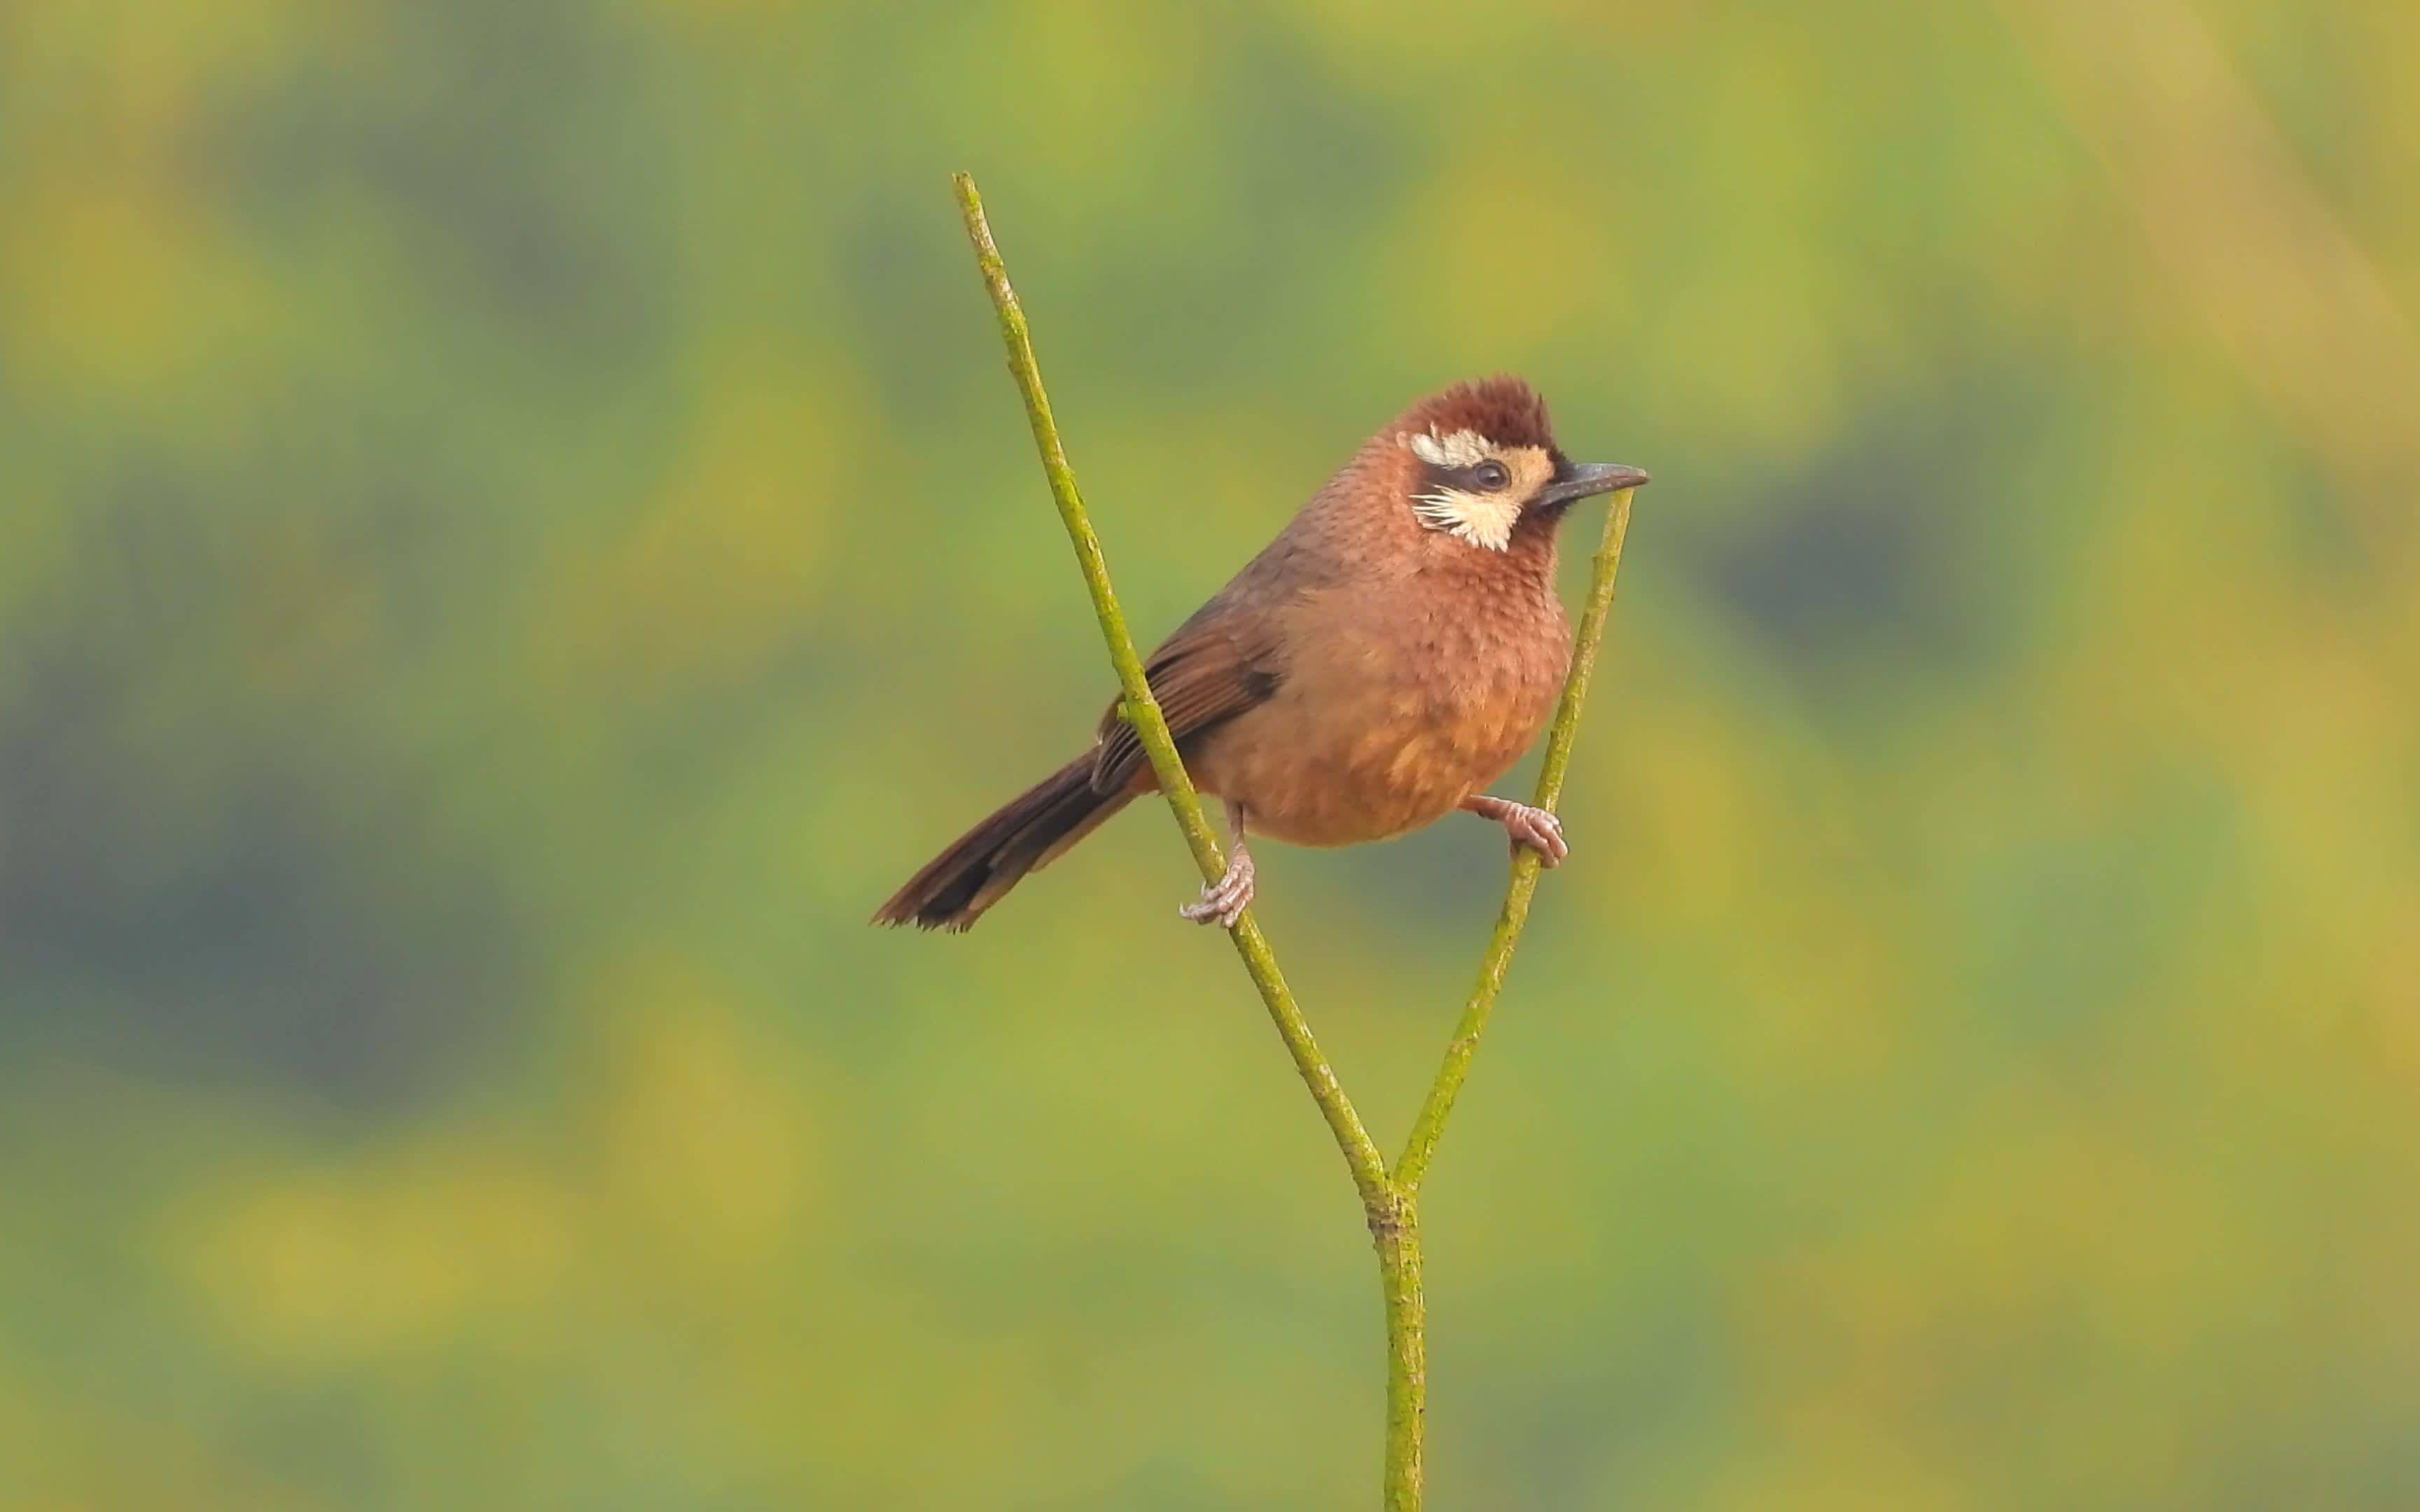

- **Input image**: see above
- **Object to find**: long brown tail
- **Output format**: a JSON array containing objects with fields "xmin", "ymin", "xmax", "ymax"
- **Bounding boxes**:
[{"xmin": 872, "ymin": 755, "xmax": 1137, "ymax": 931}]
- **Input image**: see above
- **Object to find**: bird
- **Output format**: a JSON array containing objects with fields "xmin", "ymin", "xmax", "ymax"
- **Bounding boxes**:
[{"xmin": 874, "ymin": 375, "xmax": 1648, "ymax": 932}]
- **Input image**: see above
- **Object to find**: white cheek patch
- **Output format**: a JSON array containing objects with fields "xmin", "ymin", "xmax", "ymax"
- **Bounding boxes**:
[{"xmin": 1410, "ymin": 486, "xmax": 1522, "ymax": 550}]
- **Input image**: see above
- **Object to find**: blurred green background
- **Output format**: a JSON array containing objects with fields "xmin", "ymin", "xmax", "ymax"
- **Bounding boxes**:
[{"xmin": 8, "ymin": 0, "xmax": 2420, "ymax": 1506}]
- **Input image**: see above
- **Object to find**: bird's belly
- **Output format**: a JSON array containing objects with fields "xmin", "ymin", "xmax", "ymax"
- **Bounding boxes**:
[{"xmin": 1192, "ymin": 680, "xmax": 1552, "ymax": 849}]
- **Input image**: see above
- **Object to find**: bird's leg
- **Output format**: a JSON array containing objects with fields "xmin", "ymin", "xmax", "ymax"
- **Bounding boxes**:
[
  {"xmin": 1179, "ymin": 799, "xmax": 1257, "ymax": 928},
  {"xmin": 1461, "ymin": 792, "xmax": 1568, "ymax": 867}
]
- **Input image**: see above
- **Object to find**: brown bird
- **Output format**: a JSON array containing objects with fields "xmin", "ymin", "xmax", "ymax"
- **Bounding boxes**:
[{"xmin": 875, "ymin": 376, "xmax": 1648, "ymax": 932}]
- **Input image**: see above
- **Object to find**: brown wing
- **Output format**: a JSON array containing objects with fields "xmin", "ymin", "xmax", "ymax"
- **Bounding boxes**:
[{"xmin": 1090, "ymin": 618, "xmax": 1285, "ymax": 796}]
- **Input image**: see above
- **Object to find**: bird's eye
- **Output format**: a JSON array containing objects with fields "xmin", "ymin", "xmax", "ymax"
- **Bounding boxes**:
[{"xmin": 1471, "ymin": 460, "xmax": 1510, "ymax": 491}]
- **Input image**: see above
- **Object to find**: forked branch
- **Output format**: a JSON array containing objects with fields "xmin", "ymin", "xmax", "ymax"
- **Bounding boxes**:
[{"xmin": 949, "ymin": 172, "xmax": 1637, "ymax": 1512}]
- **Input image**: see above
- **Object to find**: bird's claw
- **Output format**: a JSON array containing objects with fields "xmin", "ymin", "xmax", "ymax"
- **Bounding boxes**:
[
  {"xmin": 1178, "ymin": 850, "xmax": 1256, "ymax": 929},
  {"xmin": 1499, "ymin": 803, "xmax": 1568, "ymax": 867}
]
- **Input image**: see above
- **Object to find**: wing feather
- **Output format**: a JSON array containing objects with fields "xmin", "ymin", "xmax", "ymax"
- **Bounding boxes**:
[{"xmin": 1090, "ymin": 620, "xmax": 1284, "ymax": 794}]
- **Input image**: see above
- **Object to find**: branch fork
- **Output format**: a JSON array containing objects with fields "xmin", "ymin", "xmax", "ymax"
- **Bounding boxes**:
[{"xmin": 951, "ymin": 172, "xmax": 1638, "ymax": 1511}]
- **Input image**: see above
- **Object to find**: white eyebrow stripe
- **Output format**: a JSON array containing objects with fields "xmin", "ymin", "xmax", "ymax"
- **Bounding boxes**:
[{"xmin": 1408, "ymin": 427, "xmax": 1491, "ymax": 468}]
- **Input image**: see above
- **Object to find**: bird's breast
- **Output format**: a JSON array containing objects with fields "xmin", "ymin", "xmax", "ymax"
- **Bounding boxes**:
[{"xmin": 1190, "ymin": 578, "xmax": 1570, "ymax": 848}]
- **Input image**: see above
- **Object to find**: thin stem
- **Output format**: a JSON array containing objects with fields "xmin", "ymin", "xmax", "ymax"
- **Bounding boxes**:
[
  {"xmin": 1396, "ymin": 487, "xmax": 1636, "ymax": 1195},
  {"xmin": 1374, "ymin": 1189, "xmax": 1426, "ymax": 1511},
  {"xmin": 950, "ymin": 173, "xmax": 1391, "ymax": 1210}
]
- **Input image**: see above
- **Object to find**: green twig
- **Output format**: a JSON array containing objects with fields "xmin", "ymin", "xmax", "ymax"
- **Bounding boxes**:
[
  {"xmin": 950, "ymin": 172, "xmax": 1636, "ymax": 1512},
  {"xmin": 1396, "ymin": 486, "xmax": 1635, "ymax": 1195},
  {"xmin": 950, "ymin": 174, "xmax": 1390, "ymax": 1211}
]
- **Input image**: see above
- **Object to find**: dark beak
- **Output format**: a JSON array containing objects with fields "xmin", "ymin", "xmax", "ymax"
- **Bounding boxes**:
[{"xmin": 1535, "ymin": 461, "xmax": 1650, "ymax": 509}]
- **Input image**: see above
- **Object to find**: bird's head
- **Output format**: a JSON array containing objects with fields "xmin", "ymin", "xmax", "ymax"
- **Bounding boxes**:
[{"xmin": 1391, "ymin": 377, "xmax": 1648, "ymax": 552}]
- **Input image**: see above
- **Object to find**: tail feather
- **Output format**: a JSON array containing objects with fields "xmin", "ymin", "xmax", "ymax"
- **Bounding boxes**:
[{"xmin": 873, "ymin": 755, "xmax": 1136, "ymax": 931}]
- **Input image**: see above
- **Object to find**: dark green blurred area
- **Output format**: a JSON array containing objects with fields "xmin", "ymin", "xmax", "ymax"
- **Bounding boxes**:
[{"xmin": 8, "ymin": 1, "xmax": 2420, "ymax": 1506}]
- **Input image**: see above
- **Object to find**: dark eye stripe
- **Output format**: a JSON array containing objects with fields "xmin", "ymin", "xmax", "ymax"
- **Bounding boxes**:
[{"xmin": 1421, "ymin": 460, "xmax": 1510, "ymax": 492}]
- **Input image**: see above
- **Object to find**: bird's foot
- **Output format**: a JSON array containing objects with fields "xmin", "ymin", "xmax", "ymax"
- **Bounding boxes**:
[
  {"xmin": 1493, "ymin": 802, "xmax": 1568, "ymax": 867},
  {"xmin": 1178, "ymin": 847, "xmax": 1257, "ymax": 928}
]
